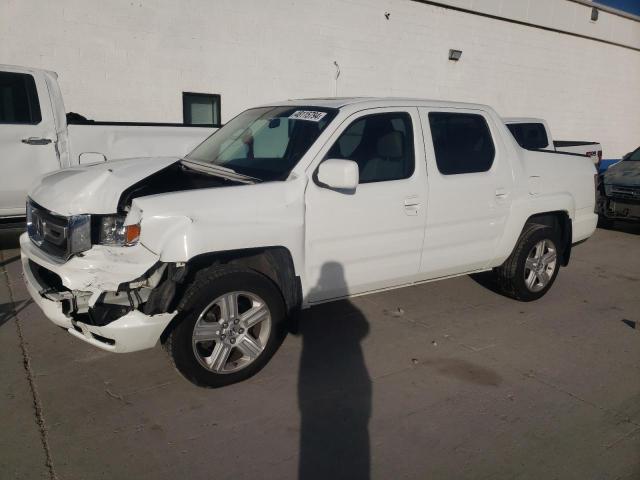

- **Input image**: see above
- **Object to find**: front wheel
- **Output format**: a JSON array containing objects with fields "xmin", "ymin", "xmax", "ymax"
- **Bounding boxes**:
[
  {"xmin": 494, "ymin": 223, "xmax": 561, "ymax": 302},
  {"xmin": 165, "ymin": 266, "xmax": 287, "ymax": 388}
]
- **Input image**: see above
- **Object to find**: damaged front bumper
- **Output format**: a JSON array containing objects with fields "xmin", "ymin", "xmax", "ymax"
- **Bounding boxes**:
[{"xmin": 20, "ymin": 233, "xmax": 176, "ymax": 353}]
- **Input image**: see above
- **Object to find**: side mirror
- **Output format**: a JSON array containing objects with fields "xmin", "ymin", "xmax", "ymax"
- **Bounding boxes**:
[
  {"xmin": 622, "ymin": 152, "xmax": 632, "ymax": 161},
  {"xmin": 79, "ymin": 152, "xmax": 107, "ymax": 164},
  {"xmin": 317, "ymin": 159, "xmax": 359, "ymax": 191}
]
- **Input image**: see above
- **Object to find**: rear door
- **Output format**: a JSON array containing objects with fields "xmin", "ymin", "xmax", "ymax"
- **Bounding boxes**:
[
  {"xmin": 418, "ymin": 107, "xmax": 514, "ymax": 278},
  {"xmin": 0, "ymin": 67, "xmax": 59, "ymax": 217},
  {"xmin": 304, "ymin": 107, "xmax": 428, "ymax": 302}
]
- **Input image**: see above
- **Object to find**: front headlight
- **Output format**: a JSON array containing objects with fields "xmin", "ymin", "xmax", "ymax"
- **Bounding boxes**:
[{"xmin": 98, "ymin": 215, "xmax": 141, "ymax": 246}]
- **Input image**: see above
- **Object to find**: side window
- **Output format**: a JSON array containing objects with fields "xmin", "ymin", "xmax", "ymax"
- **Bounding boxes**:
[
  {"xmin": 326, "ymin": 112, "xmax": 414, "ymax": 183},
  {"xmin": 0, "ymin": 72, "xmax": 41, "ymax": 124},
  {"xmin": 428, "ymin": 112, "xmax": 495, "ymax": 175},
  {"xmin": 506, "ymin": 122, "xmax": 549, "ymax": 150}
]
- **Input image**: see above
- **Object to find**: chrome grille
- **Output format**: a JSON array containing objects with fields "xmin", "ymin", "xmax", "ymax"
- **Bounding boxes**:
[
  {"xmin": 27, "ymin": 201, "xmax": 71, "ymax": 259},
  {"xmin": 610, "ymin": 185, "xmax": 640, "ymax": 202},
  {"xmin": 27, "ymin": 200, "xmax": 92, "ymax": 260}
]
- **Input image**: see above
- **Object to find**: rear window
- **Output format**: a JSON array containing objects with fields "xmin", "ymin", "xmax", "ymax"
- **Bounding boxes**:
[
  {"xmin": 0, "ymin": 72, "xmax": 41, "ymax": 124},
  {"xmin": 506, "ymin": 122, "xmax": 549, "ymax": 150}
]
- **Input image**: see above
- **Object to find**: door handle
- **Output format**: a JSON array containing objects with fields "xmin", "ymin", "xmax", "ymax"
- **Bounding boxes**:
[
  {"xmin": 404, "ymin": 196, "xmax": 421, "ymax": 216},
  {"xmin": 22, "ymin": 137, "xmax": 52, "ymax": 145},
  {"xmin": 495, "ymin": 188, "xmax": 508, "ymax": 198}
]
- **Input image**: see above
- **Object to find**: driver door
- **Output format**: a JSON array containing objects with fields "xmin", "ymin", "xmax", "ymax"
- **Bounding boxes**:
[{"xmin": 304, "ymin": 107, "xmax": 427, "ymax": 303}]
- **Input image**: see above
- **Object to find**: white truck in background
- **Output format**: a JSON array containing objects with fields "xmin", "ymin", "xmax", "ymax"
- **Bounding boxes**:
[
  {"xmin": 0, "ymin": 65, "xmax": 215, "ymax": 224},
  {"xmin": 504, "ymin": 117, "xmax": 602, "ymax": 170}
]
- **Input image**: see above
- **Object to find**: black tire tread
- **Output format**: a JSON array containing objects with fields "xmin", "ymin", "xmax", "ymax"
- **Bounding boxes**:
[
  {"xmin": 163, "ymin": 264, "xmax": 249, "ymax": 361},
  {"xmin": 495, "ymin": 223, "xmax": 556, "ymax": 301},
  {"xmin": 164, "ymin": 264, "xmax": 286, "ymax": 388}
]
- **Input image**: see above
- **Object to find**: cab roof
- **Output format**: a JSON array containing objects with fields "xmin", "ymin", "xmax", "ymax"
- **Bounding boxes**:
[
  {"xmin": 263, "ymin": 97, "xmax": 494, "ymax": 112},
  {"xmin": 503, "ymin": 117, "xmax": 545, "ymax": 124}
]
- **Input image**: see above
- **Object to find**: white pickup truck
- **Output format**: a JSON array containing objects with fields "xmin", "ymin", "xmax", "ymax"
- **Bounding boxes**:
[
  {"xmin": 0, "ymin": 65, "xmax": 214, "ymax": 223},
  {"xmin": 20, "ymin": 98, "xmax": 598, "ymax": 387},
  {"xmin": 504, "ymin": 117, "xmax": 602, "ymax": 169}
]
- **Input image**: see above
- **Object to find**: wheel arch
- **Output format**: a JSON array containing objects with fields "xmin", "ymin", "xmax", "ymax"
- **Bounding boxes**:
[
  {"xmin": 524, "ymin": 211, "xmax": 572, "ymax": 266},
  {"xmin": 183, "ymin": 246, "xmax": 302, "ymax": 315}
]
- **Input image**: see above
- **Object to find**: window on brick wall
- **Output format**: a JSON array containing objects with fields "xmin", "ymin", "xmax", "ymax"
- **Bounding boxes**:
[{"xmin": 183, "ymin": 92, "xmax": 221, "ymax": 126}]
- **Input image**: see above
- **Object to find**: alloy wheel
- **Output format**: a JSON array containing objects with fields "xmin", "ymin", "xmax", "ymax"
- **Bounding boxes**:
[
  {"xmin": 191, "ymin": 291, "xmax": 271, "ymax": 373},
  {"xmin": 523, "ymin": 239, "xmax": 557, "ymax": 293}
]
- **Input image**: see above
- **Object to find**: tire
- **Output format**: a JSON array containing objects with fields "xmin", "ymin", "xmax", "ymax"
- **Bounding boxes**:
[
  {"xmin": 165, "ymin": 265, "xmax": 287, "ymax": 388},
  {"xmin": 494, "ymin": 223, "xmax": 561, "ymax": 302}
]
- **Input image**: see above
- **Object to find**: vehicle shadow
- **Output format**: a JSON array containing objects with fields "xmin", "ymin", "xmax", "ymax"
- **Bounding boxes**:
[
  {"xmin": 294, "ymin": 262, "xmax": 372, "ymax": 480},
  {"xmin": 0, "ymin": 254, "xmax": 20, "ymax": 269},
  {"xmin": 597, "ymin": 219, "xmax": 640, "ymax": 236},
  {"xmin": 0, "ymin": 299, "xmax": 32, "ymax": 328},
  {"xmin": 468, "ymin": 270, "xmax": 504, "ymax": 297},
  {"xmin": 0, "ymin": 228, "xmax": 23, "ymax": 250}
]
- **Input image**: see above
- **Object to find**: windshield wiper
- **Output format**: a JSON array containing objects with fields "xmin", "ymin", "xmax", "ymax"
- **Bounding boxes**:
[{"xmin": 180, "ymin": 159, "xmax": 262, "ymax": 183}]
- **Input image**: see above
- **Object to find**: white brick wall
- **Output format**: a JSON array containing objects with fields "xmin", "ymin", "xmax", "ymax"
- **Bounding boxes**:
[{"xmin": 1, "ymin": 0, "xmax": 639, "ymax": 157}]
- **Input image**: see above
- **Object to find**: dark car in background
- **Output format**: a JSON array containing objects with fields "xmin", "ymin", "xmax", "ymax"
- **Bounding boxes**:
[{"xmin": 599, "ymin": 146, "xmax": 640, "ymax": 224}]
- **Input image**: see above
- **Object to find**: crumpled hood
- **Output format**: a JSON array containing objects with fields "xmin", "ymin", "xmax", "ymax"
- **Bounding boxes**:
[
  {"xmin": 29, "ymin": 156, "xmax": 180, "ymax": 215},
  {"xmin": 604, "ymin": 161, "xmax": 640, "ymax": 187}
]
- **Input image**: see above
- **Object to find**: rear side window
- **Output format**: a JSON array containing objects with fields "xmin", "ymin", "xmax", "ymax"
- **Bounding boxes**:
[
  {"xmin": 428, "ymin": 112, "xmax": 495, "ymax": 175},
  {"xmin": 0, "ymin": 72, "xmax": 41, "ymax": 124},
  {"xmin": 506, "ymin": 122, "xmax": 549, "ymax": 150},
  {"xmin": 326, "ymin": 112, "xmax": 414, "ymax": 183}
]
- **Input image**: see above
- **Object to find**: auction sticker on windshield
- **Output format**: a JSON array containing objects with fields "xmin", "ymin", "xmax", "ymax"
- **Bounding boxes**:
[{"xmin": 289, "ymin": 110, "xmax": 327, "ymax": 122}]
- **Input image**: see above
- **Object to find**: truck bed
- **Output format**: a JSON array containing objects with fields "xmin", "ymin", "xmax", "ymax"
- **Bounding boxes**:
[
  {"xmin": 67, "ymin": 122, "xmax": 215, "ymax": 164},
  {"xmin": 553, "ymin": 140, "xmax": 600, "ymax": 148}
]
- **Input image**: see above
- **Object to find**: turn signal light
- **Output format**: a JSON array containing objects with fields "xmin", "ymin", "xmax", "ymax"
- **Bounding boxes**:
[{"xmin": 125, "ymin": 224, "xmax": 141, "ymax": 245}]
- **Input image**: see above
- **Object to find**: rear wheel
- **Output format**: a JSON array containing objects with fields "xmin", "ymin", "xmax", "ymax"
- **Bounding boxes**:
[
  {"xmin": 165, "ymin": 266, "xmax": 287, "ymax": 387},
  {"xmin": 494, "ymin": 223, "xmax": 561, "ymax": 302}
]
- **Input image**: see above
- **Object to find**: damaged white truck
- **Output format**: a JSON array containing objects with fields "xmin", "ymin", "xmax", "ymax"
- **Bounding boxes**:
[{"xmin": 21, "ymin": 98, "xmax": 598, "ymax": 387}]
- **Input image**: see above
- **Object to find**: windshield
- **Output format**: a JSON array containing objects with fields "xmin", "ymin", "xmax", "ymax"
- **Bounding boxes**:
[
  {"xmin": 186, "ymin": 106, "xmax": 338, "ymax": 181},
  {"xmin": 627, "ymin": 147, "xmax": 640, "ymax": 161}
]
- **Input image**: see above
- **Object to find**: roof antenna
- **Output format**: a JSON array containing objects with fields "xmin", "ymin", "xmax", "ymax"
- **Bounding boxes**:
[{"xmin": 333, "ymin": 61, "xmax": 341, "ymax": 97}]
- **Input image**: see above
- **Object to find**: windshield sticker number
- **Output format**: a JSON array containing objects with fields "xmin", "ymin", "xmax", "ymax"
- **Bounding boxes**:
[{"xmin": 289, "ymin": 110, "xmax": 327, "ymax": 122}]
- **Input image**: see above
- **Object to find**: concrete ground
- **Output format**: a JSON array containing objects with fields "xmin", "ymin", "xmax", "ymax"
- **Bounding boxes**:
[{"xmin": 1, "ymin": 224, "xmax": 639, "ymax": 480}]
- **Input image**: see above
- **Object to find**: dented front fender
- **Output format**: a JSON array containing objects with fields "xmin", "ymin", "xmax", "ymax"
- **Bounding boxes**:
[{"xmin": 131, "ymin": 178, "xmax": 307, "ymax": 270}]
